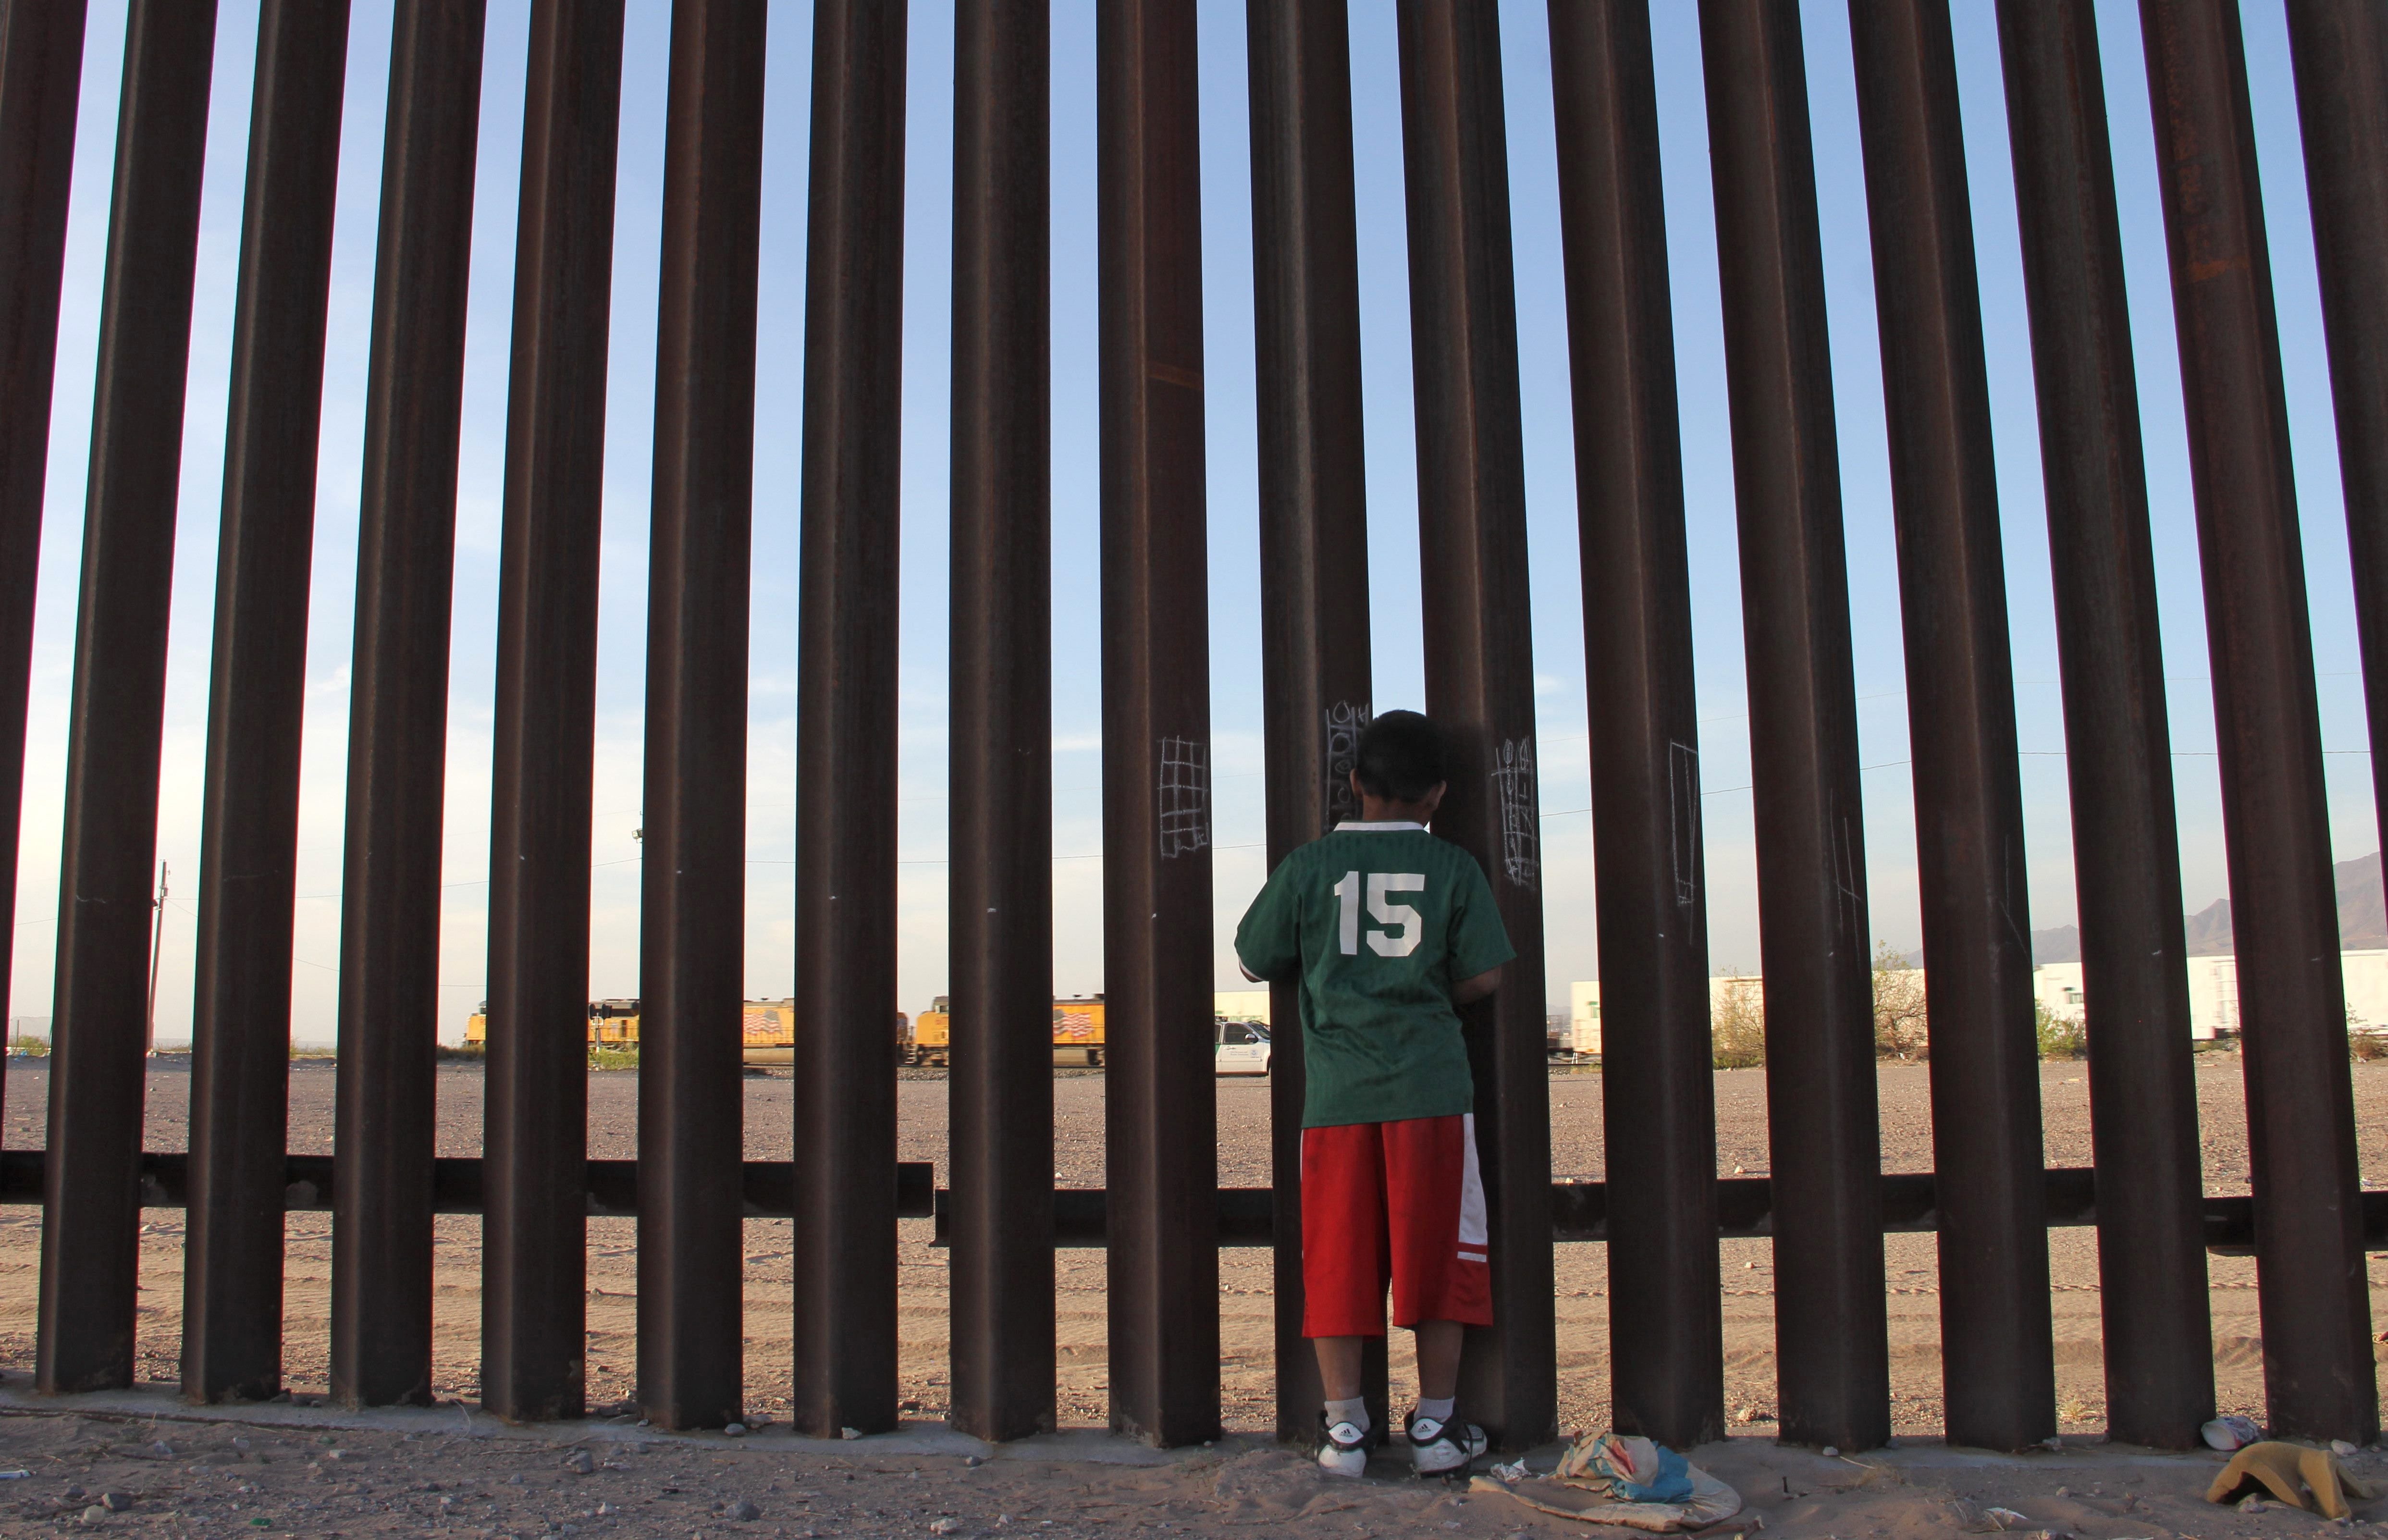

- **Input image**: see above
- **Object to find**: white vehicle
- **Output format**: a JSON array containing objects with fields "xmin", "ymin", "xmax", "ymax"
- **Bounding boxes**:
[{"xmin": 1215, "ymin": 1019, "xmax": 1271, "ymax": 1076}]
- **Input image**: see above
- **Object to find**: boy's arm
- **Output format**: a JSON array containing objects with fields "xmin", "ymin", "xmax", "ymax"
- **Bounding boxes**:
[
  {"xmin": 1452, "ymin": 965, "xmax": 1502, "ymax": 1005},
  {"xmin": 1445, "ymin": 857, "xmax": 1518, "ymax": 998},
  {"xmin": 1232, "ymin": 861, "xmax": 1304, "ymax": 983}
]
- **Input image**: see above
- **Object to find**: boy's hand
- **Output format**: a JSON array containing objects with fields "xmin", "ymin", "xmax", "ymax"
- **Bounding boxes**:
[{"xmin": 1451, "ymin": 966, "xmax": 1502, "ymax": 1006}]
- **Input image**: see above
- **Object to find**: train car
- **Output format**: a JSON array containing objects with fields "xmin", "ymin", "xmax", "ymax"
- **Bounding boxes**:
[
  {"xmin": 1051, "ymin": 996, "xmax": 1106, "ymax": 1067},
  {"xmin": 910, "ymin": 997, "xmax": 951, "ymax": 1066},
  {"xmin": 906, "ymin": 995, "xmax": 1108, "ymax": 1067}
]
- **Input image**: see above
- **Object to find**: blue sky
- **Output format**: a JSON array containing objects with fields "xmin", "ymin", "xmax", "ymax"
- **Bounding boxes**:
[{"xmin": 9, "ymin": 0, "xmax": 2377, "ymax": 1045}]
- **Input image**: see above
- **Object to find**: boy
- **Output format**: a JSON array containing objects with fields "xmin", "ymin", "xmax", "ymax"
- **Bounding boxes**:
[{"xmin": 1233, "ymin": 710, "xmax": 1514, "ymax": 1478}]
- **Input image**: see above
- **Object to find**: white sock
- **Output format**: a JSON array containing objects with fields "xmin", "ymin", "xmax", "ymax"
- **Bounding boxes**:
[
  {"xmin": 1325, "ymin": 1397, "xmax": 1369, "ymax": 1434},
  {"xmin": 1415, "ymin": 1395, "xmax": 1455, "ymax": 1425}
]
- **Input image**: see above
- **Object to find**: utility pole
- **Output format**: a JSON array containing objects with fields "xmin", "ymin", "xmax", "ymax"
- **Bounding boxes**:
[{"xmin": 145, "ymin": 861, "xmax": 168, "ymax": 1054}]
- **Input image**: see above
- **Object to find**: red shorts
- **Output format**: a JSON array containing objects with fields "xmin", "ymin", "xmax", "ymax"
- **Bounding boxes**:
[{"xmin": 1301, "ymin": 1112, "xmax": 1493, "ymax": 1337}]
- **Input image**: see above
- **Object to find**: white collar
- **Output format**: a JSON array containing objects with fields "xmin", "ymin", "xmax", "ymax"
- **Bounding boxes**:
[{"xmin": 1334, "ymin": 821, "xmax": 1425, "ymax": 832}]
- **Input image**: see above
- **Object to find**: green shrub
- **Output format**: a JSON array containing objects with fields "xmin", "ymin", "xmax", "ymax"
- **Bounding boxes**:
[{"xmin": 2036, "ymin": 1001, "xmax": 2088, "ymax": 1060}]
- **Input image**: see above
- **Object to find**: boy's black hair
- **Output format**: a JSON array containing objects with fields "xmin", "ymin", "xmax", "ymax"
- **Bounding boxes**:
[{"xmin": 1353, "ymin": 710, "xmax": 1447, "ymax": 803}]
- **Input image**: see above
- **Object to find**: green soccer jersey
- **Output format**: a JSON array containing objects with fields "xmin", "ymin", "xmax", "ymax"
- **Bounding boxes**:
[{"xmin": 1233, "ymin": 822, "xmax": 1516, "ymax": 1128}]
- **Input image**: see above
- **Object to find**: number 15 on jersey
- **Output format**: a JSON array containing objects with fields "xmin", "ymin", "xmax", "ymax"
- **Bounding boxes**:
[{"xmin": 1332, "ymin": 871, "xmax": 1426, "ymax": 957}]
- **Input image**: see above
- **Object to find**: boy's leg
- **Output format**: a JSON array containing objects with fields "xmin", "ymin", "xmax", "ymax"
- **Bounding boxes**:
[
  {"xmin": 1303, "ymin": 1124, "xmax": 1390, "ymax": 1474},
  {"xmin": 1314, "ymin": 1336, "xmax": 1365, "ymax": 1402},
  {"xmin": 1300, "ymin": 1121, "xmax": 1391, "ymax": 1343},
  {"xmin": 1380, "ymin": 1113, "xmax": 1493, "ymax": 1341},
  {"xmin": 1413, "ymin": 1319, "xmax": 1463, "ymax": 1403},
  {"xmin": 1382, "ymin": 1113, "xmax": 1493, "ymax": 1473}
]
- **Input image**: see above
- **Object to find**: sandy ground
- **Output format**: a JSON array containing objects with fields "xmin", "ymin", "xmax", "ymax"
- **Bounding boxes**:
[
  {"xmin": 0, "ymin": 1049, "xmax": 2378, "ymax": 1537},
  {"xmin": 0, "ymin": 1386, "xmax": 2377, "ymax": 1539}
]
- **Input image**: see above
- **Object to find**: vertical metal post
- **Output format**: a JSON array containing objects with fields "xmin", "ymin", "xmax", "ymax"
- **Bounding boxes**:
[
  {"xmin": 638, "ymin": 0, "xmax": 766, "ymax": 1436},
  {"xmin": 1545, "ymin": 0, "xmax": 1721, "ymax": 1451},
  {"xmin": 2288, "ymin": 0, "xmax": 2388, "ymax": 1047},
  {"xmin": 1098, "ymin": 0, "xmax": 1219, "ymax": 1451},
  {"xmin": 948, "ymin": 0, "xmax": 1055, "ymax": 1445},
  {"xmin": 35, "ymin": 0, "xmax": 216, "ymax": 1395},
  {"xmin": 2140, "ymin": 0, "xmax": 2376, "ymax": 1443},
  {"xmin": 482, "ymin": 0, "xmax": 623, "ymax": 1426},
  {"xmin": 1847, "ymin": 0, "xmax": 2054, "ymax": 1453},
  {"xmin": 1696, "ymin": 0, "xmax": 1889, "ymax": 1454},
  {"xmin": 0, "ymin": 0, "xmax": 89, "ymax": 1141},
  {"xmin": 183, "ymin": 0, "xmax": 350, "ymax": 1405},
  {"xmin": 1245, "ymin": 0, "xmax": 1379, "ymax": 1447},
  {"xmin": 331, "ymin": 0, "xmax": 486, "ymax": 1411},
  {"xmin": 1394, "ymin": 0, "xmax": 1556, "ymax": 1455},
  {"xmin": 789, "ymin": 0, "xmax": 905, "ymax": 1440},
  {"xmin": 1996, "ymin": 0, "xmax": 2212, "ymax": 1451}
]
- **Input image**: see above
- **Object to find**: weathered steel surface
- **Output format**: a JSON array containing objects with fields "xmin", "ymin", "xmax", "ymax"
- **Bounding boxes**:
[
  {"xmin": 0, "ymin": 0, "xmax": 89, "ymax": 1148},
  {"xmin": 331, "ymin": 0, "xmax": 486, "ymax": 1411},
  {"xmin": 183, "ymin": 0, "xmax": 351, "ymax": 1406},
  {"xmin": 2141, "ymin": 0, "xmax": 2376, "ymax": 1444},
  {"xmin": 637, "ymin": 0, "xmax": 766, "ymax": 1435},
  {"xmin": 790, "ymin": 0, "xmax": 906, "ymax": 1441},
  {"xmin": 1546, "ymin": 0, "xmax": 1722, "ymax": 1452},
  {"xmin": 1099, "ymin": 0, "xmax": 1220, "ymax": 1451},
  {"xmin": 1696, "ymin": 0, "xmax": 1889, "ymax": 1454},
  {"xmin": 1395, "ymin": 0, "xmax": 1556, "ymax": 1456},
  {"xmin": 36, "ymin": 0, "xmax": 217, "ymax": 1396},
  {"xmin": 1848, "ymin": 0, "xmax": 2054, "ymax": 1452},
  {"xmin": 481, "ymin": 0, "xmax": 623, "ymax": 1427},
  {"xmin": 948, "ymin": 0, "xmax": 1056, "ymax": 1445},
  {"xmin": 2288, "ymin": 0, "xmax": 2388, "ymax": 1208},
  {"xmin": 1996, "ymin": 0, "xmax": 2212, "ymax": 1451},
  {"xmin": 1245, "ymin": 0, "xmax": 1378, "ymax": 1447}
]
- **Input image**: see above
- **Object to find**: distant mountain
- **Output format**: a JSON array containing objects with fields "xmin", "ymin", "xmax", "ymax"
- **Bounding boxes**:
[
  {"xmin": 2178, "ymin": 849, "xmax": 2386, "ymax": 955},
  {"xmin": 2343, "ymin": 850, "xmax": 2388, "ymax": 949},
  {"xmin": 2183, "ymin": 897, "xmax": 2234, "ymax": 956},
  {"xmin": 1951, "ymin": 851, "xmax": 2387, "ymax": 966}
]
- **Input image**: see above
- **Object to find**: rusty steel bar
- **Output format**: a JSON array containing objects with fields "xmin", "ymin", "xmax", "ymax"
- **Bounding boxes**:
[
  {"xmin": 638, "ymin": 0, "xmax": 766, "ymax": 1435},
  {"xmin": 331, "ymin": 0, "xmax": 486, "ymax": 1411},
  {"xmin": 789, "ymin": 0, "xmax": 905, "ymax": 1440},
  {"xmin": 1245, "ymin": 0, "xmax": 1381, "ymax": 1447},
  {"xmin": 1098, "ymin": 0, "xmax": 1219, "ymax": 1450},
  {"xmin": 948, "ymin": 0, "xmax": 1055, "ymax": 1445},
  {"xmin": 2140, "ymin": 0, "xmax": 2375, "ymax": 1443},
  {"xmin": 181, "ymin": 0, "xmax": 351, "ymax": 1406},
  {"xmin": 1696, "ymin": 0, "xmax": 1889, "ymax": 1454},
  {"xmin": 1847, "ymin": 0, "xmax": 2054, "ymax": 1453},
  {"xmin": 2288, "ymin": 2, "xmax": 2388, "ymax": 1053},
  {"xmin": 35, "ymin": 0, "xmax": 216, "ymax": 1396},
  {"xmin": 1996, "ymin": 0, "xmax": 2212, "ymax": 1451},
  {"xmin": 1545, "ymin": 0, "xmax": 1722, "ymax": 1451},
  {"xmin": 481, "ymin": 0, "xmax": 623, "ymax": 1426},
  {"xmin": 0, "ymin": 0, "xmax": 89, "ymax": 1140},
  {"xmin": 1394, "ymin": 0, "xmax": 1557, "ymax": 1455}
]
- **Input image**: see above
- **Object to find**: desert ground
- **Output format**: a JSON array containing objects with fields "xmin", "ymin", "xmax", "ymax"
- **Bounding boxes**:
[{"xmin": 0, "ymin": 1050, "xmax": 2376, "ymax": 1537}]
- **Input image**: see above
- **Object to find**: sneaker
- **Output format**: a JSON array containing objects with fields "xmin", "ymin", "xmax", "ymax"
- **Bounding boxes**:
[
  {"xmin": 1317, "ymin": 1412, "xmax": 1370, "ymax": 1479},
  {"xmin": 1407, "ymin": 1407, "xmax": 1486, "ymax": 1477}
]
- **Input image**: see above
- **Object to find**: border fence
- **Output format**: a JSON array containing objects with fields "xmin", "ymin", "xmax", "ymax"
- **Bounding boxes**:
[{"xmin": 1, "ymin": 0, "xmax": 2386, "ymax": 1462}]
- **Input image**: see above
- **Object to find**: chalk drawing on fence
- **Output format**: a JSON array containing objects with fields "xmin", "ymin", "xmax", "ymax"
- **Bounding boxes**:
[
  {"xmin": 1670, "ymin": 739, "xmax": 1701, "ymax": 908},
  {"xmin": 1323, "ymin": 701, "xmax": 1370, "ymax": 831},
  {"xmin": 1492, "ymin": 736, "xmax": 1539, "ymax": 891},
  {"xmin": 1158, "ymin": 737, "xmax": 1211, "ymax": 859}
]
